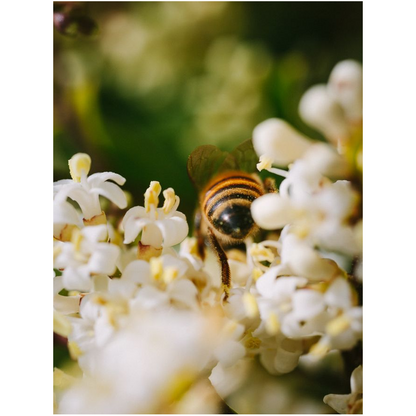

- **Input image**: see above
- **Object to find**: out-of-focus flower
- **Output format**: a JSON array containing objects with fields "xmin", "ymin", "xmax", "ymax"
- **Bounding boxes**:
[
  {"xmin": 299, "ymin": 60, "xmax": 362, "ymax": 150},
  {"xmin": 57, "ymin": 309, "xmax": 222, "ymax": 414},
  {"xmin": 121, "ymin": 181, "xmax": 189, "ymax": 257},
  {"xmin": 308, "ymin": 277, "xmax": 362, "ymax": 358},
  {"xmin": 54, "ymin": 224, "xmax": 120, "ymax": 292},
  {"xmin": 323, "ymin": 365, "xmax": 363, "ymax": 414}
]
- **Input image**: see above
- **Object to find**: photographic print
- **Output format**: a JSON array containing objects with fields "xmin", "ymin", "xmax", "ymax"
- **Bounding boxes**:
[{"xmin": 53, "ymin": 2, "xmax": 363, "ymax": 413}]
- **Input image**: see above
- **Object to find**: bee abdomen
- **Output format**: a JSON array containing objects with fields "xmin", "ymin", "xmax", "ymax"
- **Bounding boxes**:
[{"xmin": 202, "ymin": 173, "xmax": 264, "ymax": 240}]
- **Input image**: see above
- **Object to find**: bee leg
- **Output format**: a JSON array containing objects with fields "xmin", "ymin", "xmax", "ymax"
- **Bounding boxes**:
[
  {"xmin": 264, "ymin": 177, "xmax": 277, "ymax": 193},
  {"xmin": 194, "ymin": 210, "xmax": 206, "ymax": 260},
  {"xmin": 207, "ymin": 227, "xmax": 230, "ymax": 301}
]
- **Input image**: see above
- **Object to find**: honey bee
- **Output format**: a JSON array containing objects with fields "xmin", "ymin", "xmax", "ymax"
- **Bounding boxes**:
[{"xmin": 187, "ymin": 139, "xmax": 275, "ymax": 300}]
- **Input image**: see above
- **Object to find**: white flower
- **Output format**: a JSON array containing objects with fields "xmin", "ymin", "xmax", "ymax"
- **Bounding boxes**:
[
  {"xmin": 323, "ymin": 365, "xmax": 363, "ymax": 413},
  {"xmin": 54, "ymin": 153, "xmax": 127, "ymax": 221},
  {"xmin": 122, "ymin": 254, "xmax": 199, "ymax": 311},
  {"xmin": 255, "ymin": 270, "xmax": 307, "ymax": 336},
  {"xmin": 54, "ymin": 225, "xmax": 121, "ymax": 292},
  {"xmin": 122, "ymin": 181, "xmax": 189, "ymax": 249},
  {"xmin": 322, "ymin": 277, "xmax": 362, "ymax": 350}
]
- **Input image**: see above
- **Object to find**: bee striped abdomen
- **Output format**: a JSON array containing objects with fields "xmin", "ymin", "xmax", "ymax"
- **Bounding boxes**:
[{"xmin": 202, "ymin": 172, "xmax": 264, "ymax": 240}]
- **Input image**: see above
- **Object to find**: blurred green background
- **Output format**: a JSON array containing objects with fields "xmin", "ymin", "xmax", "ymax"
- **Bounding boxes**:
[{"xmin": 53, "ymin": 1, "xmax": 362, "ymax": 221}]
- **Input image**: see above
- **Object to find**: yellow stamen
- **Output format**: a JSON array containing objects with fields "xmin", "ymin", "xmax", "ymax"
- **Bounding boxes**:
[
  {"xmin": 150, "ymin": 257, "xmax": 163, "ymax": 281},
  {"xmin": 184, "ymin": 237, "xmax": 199, "ymax": 257},
  {"xmin": 256, "ymin": 154, "xmax": 273, "ymax": 172},
  {"xmin": 71, "ymin": 228, "xmax": 83, "ymax": 252},
  {"xmin": 244, "ymin": 336, "xmax": 262, "ymax": 350},
  {"xmin": 243, "ymin": 292, "xmax": 259, "ymax": 318},
  {"xmin": 106, "ymin": 302, "xmax": 129, "ymax": 328},
  {"xmin": 250, "ymin": 243, "xmax": 275, "ymax": 263},
  {"xmin": 252, "ymin": 267, "xmax": 263, "ymax": 282},
  {"xmin": 163, "ymin": 266, "xmax": 179, "ymax": 285},
  {"xmin": 144, "ymin": 181, "xmax": 162, "ymax": 213},
  {"xmin": 68, "ymin": 341, "xmax": 83, "ymax": 360},
  {"xmin": 326, "ymin": 314, "xmax": 351, "ymax": 337},
  {"xmin": 68, "ymin": 153, "xmax": 91, "ymax": 182},
  {"xmin": 266, "ymin": 312, "xmax": 280, "ymax": 335},
  {"xmin": 309, "ymin": 340, "xmax": 330, "ymax": 359},
  {"xmin": 162, "ymin": 187, "xmax": 177, "ymax": 214}
]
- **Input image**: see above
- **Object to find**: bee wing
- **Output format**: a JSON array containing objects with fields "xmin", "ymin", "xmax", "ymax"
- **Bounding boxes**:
[
  {"xmin": 219, "ymin": 139, "xmax": 259, "ymax": 173},
  {"xmin": 187, "ymin": 145, "xmax": 229, "ymax": 190}
]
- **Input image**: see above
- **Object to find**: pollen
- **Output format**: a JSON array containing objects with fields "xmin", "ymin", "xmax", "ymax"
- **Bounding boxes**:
[
  {"xmin": 144, "ymin": 181, "xmax": 162, "ymax": 214},
  {"xmin": 243, "ymin": 292, "xmax": 259, "ymax": 318},
  {"xmin": 309, "ymin": 340, "xmax": 330, "ymax": 359},
  {"xmin": 68, "ymin": 153, "xmax": 91, "ymax": 182},
  {"xmin": 162, "ymin": 187, "xmax": 176, "ymax": 214},
  {"xmin": 163, "ymin": 266, "xmax": 179, "ymax": 285},
  {"xmin": 326, "ymin": 314, "xmax": 351, "ymax": 336},
  {"xmin": 256, "ymin": 154, "xmax": 273, "ymax": 172},
  {"xmin": 71, "ymin": 228, "xmax": 83, "ymax": 253},
  {"xmin": 252, "ymin": 267, "xmax": 263, "ymax": 281},
  {"xmin": 266, "ymin": 312, "xmax": 280, "ymax": 335},
  {"xmin": 249, "ymin": 243, "xmax": 275, "ymax": 263},
  {"xmin": 245, "ymin": 336, "xmax": 262, "ymax": 350},
  {"xmin": 150, "ymin": 257, "xmax": 163, "ymax": 281}
]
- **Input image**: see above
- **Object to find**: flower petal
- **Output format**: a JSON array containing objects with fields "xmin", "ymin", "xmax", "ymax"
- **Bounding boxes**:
[
  {"xmin": 88, "ymin": 172, "xmax": 126, "ymax": 187},
  {"xmin": 253, "ymin": 118, "xmax": 312, "ymax": 166},
  {"xmin": 156, "ymin": 214, "xmax": 189, "ymax": 247},
  {"xmin": 89, "ymin": 181, "xmax": 127, "ymax": 209},
  {"xmin": 251, "ymin": 193, "xmax": 296, "ymax": 230}
]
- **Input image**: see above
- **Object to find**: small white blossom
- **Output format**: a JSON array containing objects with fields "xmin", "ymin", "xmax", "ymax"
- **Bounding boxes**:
[
  {"xmin": 122, "ymin": 181, "xmax": 189, "ymax": 250},
  {"xmin": 54, "ymin": 153, "xmax": 127, "ymax": 222},
  {"xmin": 123, "ymin": 254, "xmax": 199, "ymax": 311},
  {"xmin": 54, "ymin": 225, "xmax": 121, "ymax": 292}
]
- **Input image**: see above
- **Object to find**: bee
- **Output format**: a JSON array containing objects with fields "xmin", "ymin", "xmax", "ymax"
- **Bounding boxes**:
[{"xmin": 187, "ymin": 139, "xmax": 276, "ymax": 300}]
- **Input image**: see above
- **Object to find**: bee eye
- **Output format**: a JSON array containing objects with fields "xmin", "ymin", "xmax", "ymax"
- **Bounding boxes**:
[{"xmin": 213, "ymin": 204, "xmax": 254, "ymax": 240}]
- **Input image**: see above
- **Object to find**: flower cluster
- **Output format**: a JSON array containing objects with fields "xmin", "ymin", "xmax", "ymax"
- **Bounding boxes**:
[{"xmin": 54, "ymin": 59, "xmax": 362, "ymax": 414}]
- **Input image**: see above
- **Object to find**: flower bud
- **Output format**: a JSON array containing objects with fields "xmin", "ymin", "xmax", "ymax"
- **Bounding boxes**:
[
  {"xmin": 328, "ymin": 60, "xmax": 362, "ymax": 122},
  {"xmin": 251, "ymin": 193, "xmax": 296, "ymax": 230},
  {"xmin": 299, "ymin": 85, "xmax": 349, "ymax": 145},
  {"xmin": 252, "ymin": 118, "xmax": 312, "ymax": 166}
]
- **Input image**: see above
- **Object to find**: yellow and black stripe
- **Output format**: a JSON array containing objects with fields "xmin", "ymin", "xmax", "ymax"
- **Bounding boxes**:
[{"xmin": 201, "ymin": 171, "xmax": 264, "ymax": 240}]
